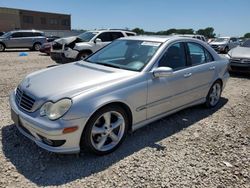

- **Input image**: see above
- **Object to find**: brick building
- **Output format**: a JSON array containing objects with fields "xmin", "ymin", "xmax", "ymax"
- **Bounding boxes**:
[{"xmin": 0, "ymin": 7, "xmax": 71, "ymax": 32}]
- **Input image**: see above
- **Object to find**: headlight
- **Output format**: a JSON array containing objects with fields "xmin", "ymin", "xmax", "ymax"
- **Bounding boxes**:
[
  {"xmin": 40, "ymin": 99, "xmax": 72, "ymax": 120},
  {"xmin": 224, "ymin": 54, "xmax": 231, "ymax": 59}
]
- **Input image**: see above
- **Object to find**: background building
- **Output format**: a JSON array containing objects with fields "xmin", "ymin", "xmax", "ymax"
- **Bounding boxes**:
[{"xmin": 0, "ymin": 7, "xmax": 71, "ymax": 32}]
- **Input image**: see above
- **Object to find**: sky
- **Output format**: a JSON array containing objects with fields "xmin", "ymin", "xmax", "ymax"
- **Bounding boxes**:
[{"xmin": 0, "ymin": 0, "xmax": 249, "ymax": 36}]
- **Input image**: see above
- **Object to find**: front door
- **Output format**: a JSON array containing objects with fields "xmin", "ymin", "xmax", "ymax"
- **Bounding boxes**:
[{"xmin": 147, "ymin": 42, "xmax": 195, "ymax": 119}]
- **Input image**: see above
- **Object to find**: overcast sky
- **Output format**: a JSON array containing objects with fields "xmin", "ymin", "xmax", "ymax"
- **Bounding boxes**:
[{"xmin": 0, "ymin": 0, "xmax": 249, "ymax": 36}]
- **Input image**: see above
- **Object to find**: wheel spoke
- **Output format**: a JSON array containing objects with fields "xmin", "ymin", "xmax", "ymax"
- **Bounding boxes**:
[
  {"xmin": 103, "ymin": 112, "xmax": 111, "ymax": 126},
  {"xmin": 111, "ymin": 118, "xmax": 123, "ymax": 129},
  {"xmin": 109, "ymin": 131, "xmax": 119, "ymax": 142},
  {"xmin": 92, "ymin": 126, "xmax": 105, "ymax": 134},
  {"xmin": 96, "ymin": 136, "xmax": 107, "ymax": 149}
]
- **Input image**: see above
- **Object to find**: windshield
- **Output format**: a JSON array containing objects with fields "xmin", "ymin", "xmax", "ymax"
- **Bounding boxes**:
[
  {"xmin": 86, "ymin": 40, "xmax": 162, "ymax": 71},
  {"xmin": 242, "ymin": 40, "xmax": 250, "ymax": 48},
  {"xmin": 214, "ymin": 38, "xmax": 229, "ymax": 42},
  {"xmin": 1, "ymin": 31, "xmax": 11, "ymax": 38},
  {"xmin": 77, "ymin": 31, "xmax": 97, "ymax": 42}
]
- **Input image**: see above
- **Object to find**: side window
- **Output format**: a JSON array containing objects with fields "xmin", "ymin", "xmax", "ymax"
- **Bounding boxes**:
[
  {"xmin": 110, "ymin": 32, "xmax": 124, "ymax": 40},
  {"xmin": 11, "ymin": 32, "xmax": 23, "ymax": 38},
  {"xmin": 22, "ymin": 32, "xmax": 33, "ymax": 37},
  {"xmin": 158, "ymin": 42, "xmax": 186, "ymax": 70},
  {"xmin": 126, "ymin": 32, "xmax": 136, "ymax": 36},
  {"xmin": 204, "ymin": 49, "xmax": 214, "ymax": 62},
  {"xmin": 97, "ymin": 32, "xmax": 112, "ymax": 42},
  {"xmin": 187, "ymin": 43, "xmax": 206, "ymax": 65}
]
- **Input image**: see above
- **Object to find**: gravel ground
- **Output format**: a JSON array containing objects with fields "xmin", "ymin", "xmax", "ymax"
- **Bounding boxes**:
[{"xmin": 0, "ymin": 50, "xmax": 249, "ymax": 188}]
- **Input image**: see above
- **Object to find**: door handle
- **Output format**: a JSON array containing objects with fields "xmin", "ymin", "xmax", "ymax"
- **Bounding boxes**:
[
  {"xmin": 184, "ymin": 73, "xmax": 192, "ymax": 78},
  {"xmin": 209, "ymin": 66, "xmax": 215, "ymax": 70}
]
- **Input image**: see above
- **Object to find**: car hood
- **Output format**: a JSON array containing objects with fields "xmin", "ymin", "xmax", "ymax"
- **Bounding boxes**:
[
  {"xmin": 19, "ymin": 61, "xmax": 137, "ymax": 102},
  {"xmin": 229, "ymin": 46, "xmax": 250, "ymax": 58},
  {"xmin": 210, "ymin": 41, "xmax": 227, "ymax": 45},
  {"xmin": 54, "ymin": 36, "xmax": 77, "ymax": 44}
]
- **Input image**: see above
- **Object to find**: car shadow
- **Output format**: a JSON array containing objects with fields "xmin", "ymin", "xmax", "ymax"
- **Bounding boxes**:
[{"xmin": 1, "ymin": 98, "xmax": 228, "ymax": 186}]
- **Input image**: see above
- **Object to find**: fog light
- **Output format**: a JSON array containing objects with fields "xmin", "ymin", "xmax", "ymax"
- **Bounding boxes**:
[{"xmin": 63, "ymin": 126, "xmax": 78, "ymax": 134}]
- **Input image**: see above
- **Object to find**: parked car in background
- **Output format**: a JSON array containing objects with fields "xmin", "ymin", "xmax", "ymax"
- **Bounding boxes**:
[
  {"xmin": 50, "ymin": 29, "xmax": 136, "ymax": 64},
  {"xmin": 0, "ymin": 32, "xmax": 4, "ymax": 36},
  {"xmin": 210, "ymin": 37, "xmax": 240, "ymax": 53},
  {"xmin": 0, "ymin": 30, "xmax": 47, "ymax": 52},
  {"xmin": 226, "ymin": 39, "xmax": 250, "ymax": 73},
  {"xmin": 10, "ymin": 36, "xmax": 229, "ymax": 155},
  {"xmin": 39, "ymin": 42, "xmax": 52, "ymax": 55}
]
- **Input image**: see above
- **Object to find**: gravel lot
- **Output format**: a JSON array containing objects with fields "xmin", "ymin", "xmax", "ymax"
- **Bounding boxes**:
[{"xmin": 0, "ymin": 50, "xmax": 249, "ymax": 188}]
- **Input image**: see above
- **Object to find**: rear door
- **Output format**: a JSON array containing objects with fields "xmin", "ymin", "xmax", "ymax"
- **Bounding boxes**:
[
  {"xmin": 21, "ymin": 32, "xmax": 34, "ymax": 47},
  {"xmin": 185, "ymin": 42, "xmax": 216, "ymax": 100}
]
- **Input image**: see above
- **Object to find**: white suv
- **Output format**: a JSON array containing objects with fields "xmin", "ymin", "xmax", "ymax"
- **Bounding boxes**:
[{"xmin": 50, "ymin": 30, "xmax": 136, "ymax": 64}]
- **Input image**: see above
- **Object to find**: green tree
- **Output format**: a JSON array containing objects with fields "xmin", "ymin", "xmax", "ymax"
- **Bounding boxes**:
[
  {"xmin": 244, "ymin": 33, "xmax": 250, "ymax": 38},
  {"xmin": 196, "ymin": 27, "xmax": 216, "ymax": 38},
  {"xmin": 132, "ymin": 28, "xmax": 145, "ymax": 35}
]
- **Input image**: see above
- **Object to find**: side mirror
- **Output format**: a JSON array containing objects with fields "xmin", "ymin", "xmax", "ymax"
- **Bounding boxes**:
[
  {"xmin": 153, "ymin": 67, "xmax": 173, "ymax": 78},
  {"xmin": 94, "ymin": 38, "xmax": 102, "ymax": 43}
]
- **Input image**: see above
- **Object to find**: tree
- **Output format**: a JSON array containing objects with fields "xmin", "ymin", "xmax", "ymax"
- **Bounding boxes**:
[
  {"xmin": 132, "ymin": 28, "xmax": 145, "ymax": 35},
  {"xmin": 196, "ymin": 27, "xmax": 216, "ymax": 38},
  {"xmin": 244, "ymin": 33, "xmax": 250, "ymax": 38}
]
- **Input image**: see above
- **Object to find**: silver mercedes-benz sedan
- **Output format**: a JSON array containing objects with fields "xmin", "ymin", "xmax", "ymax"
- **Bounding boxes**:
[{"xmin": 10, "ymin": 36, "xmax": 229, "ymax": 155}]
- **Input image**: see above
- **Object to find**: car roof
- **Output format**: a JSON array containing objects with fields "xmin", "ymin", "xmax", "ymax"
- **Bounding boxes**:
[
  {"xmin": 11, "ymin": 30, "xmax": 44, "ymax": 33},
  {"xmin": 118, "ymin": 35, "xmax": 185, "ymax": 43},
  {"xmin": 88, "ymin": 29, "xmax": 136, "ymax": 34}
]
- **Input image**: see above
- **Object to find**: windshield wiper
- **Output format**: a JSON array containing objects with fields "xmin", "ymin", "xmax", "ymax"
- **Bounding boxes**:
[{"xmin": 96, "ymin": 62, "xmax": 122, "ymax": 69}]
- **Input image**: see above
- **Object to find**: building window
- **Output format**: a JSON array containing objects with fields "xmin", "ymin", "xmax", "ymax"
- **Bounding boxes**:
[
  {"xmin": 23, "ymin": 16, "xmax": 33, "ymax": 24},
  {"xmin": 61, "ymin": 19, "xmax": 70, "ymax": 26},
  {"xmin": 41, "ymin": 17, "xmax": 46, "ymax": 24},
  {"xmin": 49, "ymin": 18, "xmax": 58, "ymax": 25}
]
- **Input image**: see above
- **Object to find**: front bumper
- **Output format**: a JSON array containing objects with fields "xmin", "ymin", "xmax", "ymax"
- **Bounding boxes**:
[
  {"xmin": 50, "ymin": 52, "xmax": 75, "ymax": 64},
  {"xmin": 228, "ymin": 61, "xmax": 250, "ymax": 73},
  {"xmin": 9, "ymin": 91, "xmax": 86, "ymax": 154}
]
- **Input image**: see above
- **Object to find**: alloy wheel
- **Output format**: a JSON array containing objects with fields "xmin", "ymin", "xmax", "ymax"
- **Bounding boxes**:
[
  {"xmin": 90, "ymin": 111, "xmax": 125, "ymax": 152},
  {"xmin": 209, "ymin": 83, "xmax": 221, "ymax": 106}
]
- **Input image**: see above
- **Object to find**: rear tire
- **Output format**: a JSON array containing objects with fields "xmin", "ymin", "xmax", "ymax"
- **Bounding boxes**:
[
  {"xmin": 32, "ymin": 43, "xmax": 41, "ymax": 51},
  {"xmin": 80, "ymin": 105, "xmax": 129, "ymax": 155},
  {"xmin": 0, "ymin": 43, "xmax": 5, "ymax": 52},
  {"xmin": 205, "ymin": 81, "xmax": 222, "ymax": 108}
]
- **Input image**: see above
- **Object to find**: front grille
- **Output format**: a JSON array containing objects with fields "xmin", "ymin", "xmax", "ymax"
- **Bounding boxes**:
[
  {"xmin": 211, "ymin": 45, "xmax": 218, "ymax": 49},
  {"xmin": 16, "ymin": 88, "xmax": 35, "ymax": 112},
  {"xmin": 242, "ymin": 59, "xmax": 250, "ymax": 63},
  {"xmin": 230, "ymin": 58, "xmax": 250, "ymax": 64},
  {"xmin": 230, "ymin": 58, "xmax": 241, "ymax": 63},
  {"xmin": 52, "ymin": 43, "xmax": 63, "ymax": 50}
]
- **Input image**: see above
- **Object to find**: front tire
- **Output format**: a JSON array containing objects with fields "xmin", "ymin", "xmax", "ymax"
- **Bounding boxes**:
[
  {"xmin": 0, "ymin": 43, "xmax": 5, "ymax": 52},
  {"xmin": 81, "ymin": 105, "xmax": 129, "ymax": 155},
  {"xmin": 205, "ymin": 81, "xmax": 222, "ymax": 108}
]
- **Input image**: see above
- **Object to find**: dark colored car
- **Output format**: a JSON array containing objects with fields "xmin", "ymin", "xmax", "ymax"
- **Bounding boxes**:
[
  {"xmin": 0, "ymin": 32, "xmax": 4, "ymax": 36},
  {"xmin": 46, "ymin": 35, "xmax": 60, "ymax": 42},
  {"xmin": 39, "ymin": 42, "xmax": 52, "ymax": 55}
]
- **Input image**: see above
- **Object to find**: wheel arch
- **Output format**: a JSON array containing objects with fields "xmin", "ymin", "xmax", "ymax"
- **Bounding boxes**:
[
  {"xmin": 85, "ymin": 100, "xmax": 133, "ymax": 132},
  {"xmin": 0, "ymin": 42, "xmax": 6, "ymax": 48}
]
